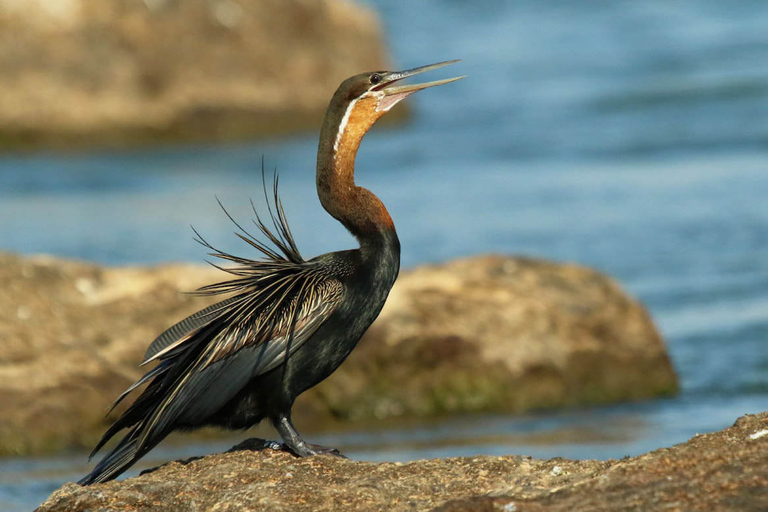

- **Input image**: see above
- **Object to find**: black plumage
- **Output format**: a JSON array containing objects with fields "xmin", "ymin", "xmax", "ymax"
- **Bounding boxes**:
[{"xmin": 79, "ymin": 61, "xmax": 462, "ymax": 485}]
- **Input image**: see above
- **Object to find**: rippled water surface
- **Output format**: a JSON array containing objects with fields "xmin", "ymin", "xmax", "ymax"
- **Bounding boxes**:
[{"xmin": 3, "ymin": 1, "xmax": 768, "ymax": 510}]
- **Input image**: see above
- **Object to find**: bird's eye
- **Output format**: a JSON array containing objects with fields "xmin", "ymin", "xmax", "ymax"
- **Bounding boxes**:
[{"xmin": 370, "ymin": 73, "xmax": 382, "ymax": 85}]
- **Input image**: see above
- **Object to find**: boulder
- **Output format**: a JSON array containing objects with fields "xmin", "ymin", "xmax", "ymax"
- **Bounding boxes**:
[
  {"xmin": 0, "ymin": 0, "xmax": 389, "ymax": 150},
  {"xmin": 308, "ymin": 255, "xmax": 677, "ymax": 421},
  {"xmin": 0, "ymin": 252, "xmax": 222, "ymax": 455},
  {"xmin": 36, "ymin": 412, "xmax": 768, "ymax": 511},
  {"xmin": 0, "ymin": 252, "xmax": 677, "ymax": 456}
]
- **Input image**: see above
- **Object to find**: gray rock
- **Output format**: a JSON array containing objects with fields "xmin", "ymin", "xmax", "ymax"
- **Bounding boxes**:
[
  {"xmin": 36, "ymin": 412, "xmax": 768, "ymax": 511},
  {"xmin": 310, "ymin": 255, "xmax": 677, "ymax": 420}
]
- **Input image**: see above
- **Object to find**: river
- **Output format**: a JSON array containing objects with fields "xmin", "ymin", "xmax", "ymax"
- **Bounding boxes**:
[{"xmin": 3, "ymin": 1, "xmax": 768, "ymax": 510}]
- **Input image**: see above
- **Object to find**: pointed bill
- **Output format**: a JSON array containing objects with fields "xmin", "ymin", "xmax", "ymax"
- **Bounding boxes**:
[
  {"xmin": 373, "ymin": 60, "xmax": 464, "ymax": 112},
  {"xmin": 377, "ymin": 59, "xmax": 462, "ymax": 85}
]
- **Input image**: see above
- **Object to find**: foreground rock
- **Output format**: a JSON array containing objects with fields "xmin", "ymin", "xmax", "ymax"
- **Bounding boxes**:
[
  {"xmin": 38, "ymin": 412, "xmax": 768, "ymax": 511},
  {"xmin": 0, "ymin": 252, "xmax": 676, "ymax": 456},
  {"xmin": 0, "ymin": 0, "xmax": 388, "ymax": 150}
]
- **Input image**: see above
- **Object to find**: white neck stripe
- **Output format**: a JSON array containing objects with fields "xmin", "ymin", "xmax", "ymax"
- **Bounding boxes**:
[{"xmin": 333, "ymin": 97, "xmax": 359, "ymax": 153}]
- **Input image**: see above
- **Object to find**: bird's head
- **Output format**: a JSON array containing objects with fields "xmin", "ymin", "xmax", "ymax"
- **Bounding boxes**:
[{"xmin": 322, "ymin": 60, "xmax": 464, "ymax": 155}]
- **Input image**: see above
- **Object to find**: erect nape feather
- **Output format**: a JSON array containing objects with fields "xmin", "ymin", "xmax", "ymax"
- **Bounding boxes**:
[{"xmin": 143, "ymin": 167, "xmax": 304, "ymax": 365}]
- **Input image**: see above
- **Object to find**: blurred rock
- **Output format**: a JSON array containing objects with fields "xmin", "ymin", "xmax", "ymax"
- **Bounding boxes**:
[
  {"xmin": 37, "ymin": 412, "xmax": 768, "ymax": 511},
  {"xmin": 309, "ymin": 255, "xmax": 677, "ymax": 421},
  {"xmin": 0, "ymin": 252, "xmax": 676, "ymax": 456},
  {"xmin": 0, "ymin": 252, "xmax": 222, "ymax": 455},
  {"xmin": 0, "ymin": 0, "xmax": 389, "ymax": 150}
]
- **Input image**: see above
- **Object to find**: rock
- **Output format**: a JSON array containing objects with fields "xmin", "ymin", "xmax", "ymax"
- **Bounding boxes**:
[
  {"xmin": 0, "ymin": 252, "xmax": 676, "ymax": 456},
  {"xmin": 0, "ymin": 252, "xmax": 222, "ymax": 455},
  {"xmin": 307, "ymin": 255, "xmax": 677, "ymax": 420},
  {"xmin": 0, "ymin": 0, "xmax": 389, "ymax": 150},
  {"xmin": 36, "ymin": 412, "xmax": 768, "ymax": 511}
]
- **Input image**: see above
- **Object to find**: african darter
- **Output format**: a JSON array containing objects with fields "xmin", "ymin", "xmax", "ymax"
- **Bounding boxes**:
[{"xmin": 79, "ymin": 60, "xmax": 462, "ymax": 485}]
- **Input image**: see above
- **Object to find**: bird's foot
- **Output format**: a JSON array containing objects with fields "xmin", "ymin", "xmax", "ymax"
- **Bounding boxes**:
[
  {"xmin": 263, "ymin": 440, "xmax": 284, "ymax": 451},
  {"xmin": 305, "ymin": 443, "xmax": 347, "ymax": 458},
  {"xmin": 271, "ymin": 413, "xmax": 347, "ymax": 458},
  {"xmin": 284, "ymin": 441, "xmax": 347, "ymax": 458}
]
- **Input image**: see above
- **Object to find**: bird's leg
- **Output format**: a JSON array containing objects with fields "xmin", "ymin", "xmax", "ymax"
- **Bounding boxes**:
[{"xmin": 271, "ymin": 413, "xmax": 346, "ymax": 458}]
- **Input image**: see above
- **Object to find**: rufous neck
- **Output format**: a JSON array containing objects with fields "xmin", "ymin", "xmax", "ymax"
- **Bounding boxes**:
[{"xmin": 316, "ymin": 96, "xmax": 397, "ymax": 247}]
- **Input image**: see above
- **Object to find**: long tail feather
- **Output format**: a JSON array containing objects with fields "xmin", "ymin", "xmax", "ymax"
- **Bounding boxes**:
[{"xmin": 79, "ymin": 428, "xmax": 162, "ymax": 485}]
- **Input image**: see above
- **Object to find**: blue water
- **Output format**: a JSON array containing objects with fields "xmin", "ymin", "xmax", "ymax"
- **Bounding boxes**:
[{"xmin": 3, "ymin": 1, "xmax": 768, "ymax": 510}]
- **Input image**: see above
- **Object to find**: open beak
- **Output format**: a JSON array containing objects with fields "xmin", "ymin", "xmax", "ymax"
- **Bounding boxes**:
[{"xmin": 373, "ymin": 60, "xmax": 464, "ymax": 112}]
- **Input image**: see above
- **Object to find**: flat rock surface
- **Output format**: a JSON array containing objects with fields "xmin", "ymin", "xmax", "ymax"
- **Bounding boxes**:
[
  {"xmin": 37, "ymin": 412, "xmax": 768, "ymax": 511},
  {"xmin": 0, "ymin": 252, "xmax": 676, "ymax": 455},
  {"xmin": 0, "ymin": 0, "xmax": 389, "ymax": 149}
]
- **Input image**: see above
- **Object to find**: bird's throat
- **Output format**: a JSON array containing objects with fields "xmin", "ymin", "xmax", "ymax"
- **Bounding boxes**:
[{"xmin": 317, "ymin": 96, "xmax": 396, "ymax": 243}]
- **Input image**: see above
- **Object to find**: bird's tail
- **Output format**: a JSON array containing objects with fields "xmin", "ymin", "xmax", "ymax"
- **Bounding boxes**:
[{"xmin": 77, "ymin": 427, "xmax": 163, "ymax": 486}]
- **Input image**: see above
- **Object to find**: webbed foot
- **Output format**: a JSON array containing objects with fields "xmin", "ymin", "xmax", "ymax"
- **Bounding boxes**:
[
  {"xmin": 271, "ymin": 413, "xmax": 347, "ymax": 458},
  {"xmin": 303, "ymin": 443, "xmax": 347, "ymax": 458}
]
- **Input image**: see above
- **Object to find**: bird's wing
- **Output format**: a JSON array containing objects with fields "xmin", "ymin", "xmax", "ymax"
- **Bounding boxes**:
[
  {"xmin": 150, "ymin": 267, "xmax": 342, "ymax": 417},
  {"xmin": 80, "ymin": 169, "xmax": 333, "ymax": 485},
  {"xmin": 141, "ymin": 295, "xmax": 241, "ymax": 364},
  {"xmin": 95, "ymin": 266, "xmax": 342, "ymax": 455},
  {"xmin": 141, "ymin": 271, "xmax": 343, "ymax": 433},
  {"xmin": 143, "ymin": 266, "xmax": 342, "ymax": 366},
  {"xmin": 81, "ymin": 268, "xmax": 342, "ymax": 485}
]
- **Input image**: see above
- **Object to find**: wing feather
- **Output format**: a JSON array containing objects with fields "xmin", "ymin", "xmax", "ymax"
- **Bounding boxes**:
[
  {"xmin": 85, "ymin": 266, "xmax": 342, "ymax": 481},
  {"xmin": 134, "ymin": 271, "xmax": 342, "ymax": 448},
  {"xmin": 80, "ymin": 168, "xmax": 346, "ymax": 485},
  {"xmin": 142, "ymin": 296, "xmax": 239, "ymax": 363}
]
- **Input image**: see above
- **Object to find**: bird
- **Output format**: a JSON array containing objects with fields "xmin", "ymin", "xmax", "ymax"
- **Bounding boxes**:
[{"xmin": 78, "ymin": 60, "xmax": 463, "ymax": 485}]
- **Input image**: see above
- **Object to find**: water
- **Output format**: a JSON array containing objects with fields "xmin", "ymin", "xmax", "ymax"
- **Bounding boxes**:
[{"xmin": 3, "ymin": 0, "xmax": 768, "ymax": 509}]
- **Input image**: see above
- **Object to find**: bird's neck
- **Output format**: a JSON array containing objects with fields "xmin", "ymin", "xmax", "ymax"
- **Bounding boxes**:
[{"xmin": 316, "ymin": 97, "xmax": 399, "ymax": 258}]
